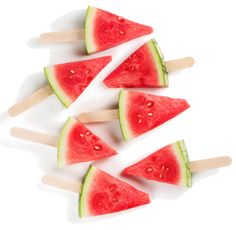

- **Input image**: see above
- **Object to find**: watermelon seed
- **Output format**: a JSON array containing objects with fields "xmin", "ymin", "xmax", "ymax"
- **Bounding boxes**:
[
  {"xmin": 108, "ymin": 184, "xmax": 117, "ymax": 192},
  {"xmin": 166, "ymin": 167, "xmax": 169, "ymax": 171},
  {"xmin": 79, "ymin": 133, "xmax": 84, "ymax": 138},
  {"xmin": 119, "ymin": 30, "xmax": 125, "ymax": 35},
  {"xmin": 137, "ymin": 114, "xmax": 142, "ymax": 118},
  {"xmin": 147, "ymin": 112, "xmax": 154, "ymax": 117},
  {"xmin": 145, "ymin": 167, "xmax": 153, "ymax": 174},
  {"xmin": 161, "ymin": 165, "xmax": 165, "ymax": 170},
  {"xmin": 130, "ymin": 66, "xmax": 135, "ymax": 71},
  {"xmin": 85, "ymin": 69, "xmax": 90, "ymax": 75},
  {"xmin": 137, "ymin": 119, "xmax": 142, "ymax": 124},
  {"xmin": 85, "ymin": 131, "xmax": 91, "ymax": 136},
  {"xmin": 94, "ymin": 145, "xmax": 102, "ymax": 151},
  {"xmin": 112, "ymin": 197, "xmax": 119, "ymax": 202},
  {"xmin": 146, "ymin": 101, "xmax": 154, "ymax": 107},
  {"xmin": 69, "ymin": 70, "xmax": 75, "ymax": 74},
  {"xmin": 159, "ymin": 174, "xmax": 164, "ymax": 179},
  {"xmin": 117, "ymin": 16, "xmax": 125, "ymax": 22}
]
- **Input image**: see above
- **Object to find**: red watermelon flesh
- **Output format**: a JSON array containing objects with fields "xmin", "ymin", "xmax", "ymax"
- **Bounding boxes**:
[
  {"xmin": 119, "ymin": 90, "xmax": 190, "ymax": 141},
  {"xmin": 123, "ymin": 140, "xmax": 192, "ymax": 187},
  {"xmin": 44, "ymin": 56, "xmax": 111, "ymax": 107},
  {"xmin": 79, "ymin": 165, "xmax": 150, "ymax": 217},
  {"xmin": 57, "ymin": 117, "xmax": 117, "ymax": 167},
  {"xmin": 103, "ymin": 39, "xmax": 168, "ymax": 88},
  {"xmin": 85, "ymin": 6, "xmax": 153, "ymax": 54}
]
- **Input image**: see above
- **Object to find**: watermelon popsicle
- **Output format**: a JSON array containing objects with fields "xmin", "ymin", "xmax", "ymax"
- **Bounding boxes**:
[
  {"xmin": 42, "ymin": 165, "xmax": 151, "ymax": 217},
  {"xmin": 103, "ymin": 39, "xmax": 194, "ymax": 88},
  {"xmin": 40, "ymin": 6, "xmax": 153, "ymax": 54},
  {"xmin": 78, "ymin": 90, "xmax": 190, "ymax": 141},
  {"xmin": 8, "ymin": 56, "xmax": 111, "ymax": 116},
  {"xmin": 10, "ymin": 117, "xmax": 117, "ymax": 167},
  {"xmin": 41, "ymin": 154, "xmax": 231, "ymax": 217},
  {"xmin": 122, "ymin": 140, "xmax": 232, "ymax": 187}
]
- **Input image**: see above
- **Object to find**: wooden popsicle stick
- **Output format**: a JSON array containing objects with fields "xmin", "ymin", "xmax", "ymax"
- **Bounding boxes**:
[
  {"xmin": 78, "ymin": 109, "xmax": 119, "ymax": 123},
  {"xmin": 39, "ymin": 29, "xmax": 84, "ymax": 43},
  {"xmin": 8, "ymin": 85, "xmax": 53, "ymax": 117},
  {"xmin": 41, "ymin": 156, "xmax": 232, "ymax": 192},
  {"xmin": 165, "ymin": 57, "xmax": 195, "ymax": 72},
  {"xmin": 42, "ymin": 175, "xmax": 80, "ymax": 193},
  {"xmin": 10, "ymin": 127, "xmax": 58, "ymax": 147},
  {"xmin": 189, "ymin": 156, "xmax": 232, "ymax": 173}
]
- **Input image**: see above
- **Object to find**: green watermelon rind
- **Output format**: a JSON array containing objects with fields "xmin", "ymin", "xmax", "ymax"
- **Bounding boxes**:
[
  {"xmin": 118, "ymin": 90, "xmax": 133, "ymax": 141},
  {"xmin": 57, "ymin": 117, "xmax": 75, "ymax": 168},
  {"xmin": 84, "ymin": 6, "xmax": 97, "ymax": 54},
  {"xmin": 44, "ymin": 66, "xmax": 72, "ymax": 108},
  {"xmin": 79, "ymin": 165, "xmax": 96, "ymax": 217},
  {"xmin": 175, "ymin": 140, "xmax": 192, "ymax": 187},
  {"xmin": 148, "ymin": 39, "xmax": 169, "ymax": 87}
]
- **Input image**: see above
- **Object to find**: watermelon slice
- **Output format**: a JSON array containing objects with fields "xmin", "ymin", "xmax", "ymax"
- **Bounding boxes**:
[
  {"xmin": 119, "ymin": 90, "xmax": 190, "ymax": 141},
  {"xmin": 85, "ymin": 6, "xmax": 153, "ymax": 54},
  {"xmin": 123, "ymin": 140, "xmax": 192, "ymax": 187},
  {"xmin": 58, "ymin": 117, "xmax": 117, "ymax": 167},
  {"xmin": 79, "ymin": 165, "xmax": 150, "ymax": 217},
  {"xmin": 44, "ymin": 56, "xmax": 111, "ymax": 107},
  {"xmin": 103, "ymin": 39, "xmax": 168, "ymax": 88}
]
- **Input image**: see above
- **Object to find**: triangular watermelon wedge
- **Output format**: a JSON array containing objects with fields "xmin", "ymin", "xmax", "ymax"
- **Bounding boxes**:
[
  {"xmin": 79, "ymin": 165, "xmax": 150, "ymax": 217},
  {"xmin": 58, "ymin": 117, "xmax": 117, "ymax": 167},
  {"xmin": 123, "ymin": 140, "xmax": 192, "ymax": 187},
  {"xmin": 118, "ymin": 90, "xmax": 190, "ymax": 141},
  {"xmin": 85, "ymin": 6, "xmax": 153, "ymax": 54},
  {"xmin": 103, "ymin": 39, "xmax": 168, "ymax": 88},
  {"xmin": 44, "ymin": 56, "xmax": 111, "ymax": 107}
]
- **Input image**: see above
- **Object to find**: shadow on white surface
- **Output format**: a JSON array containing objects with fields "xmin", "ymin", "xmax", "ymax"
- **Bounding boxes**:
[
  {"xmin": 192, "ymin": 168, "xmax": 219, "ymax": 184},
  {"xmin": 0, "ymin": 111, "xmax": 8, "ymax": 123},
  {"xmin": 16, "ymin": 72, "xmax": 47, "ymax": 101},
  {"xmin": 0, "ymin": 136, "xmax": 56, "ymax": 172},
  {"xmin": 27, "ymin": 9, "xmax": 87, "ymax": 59}
]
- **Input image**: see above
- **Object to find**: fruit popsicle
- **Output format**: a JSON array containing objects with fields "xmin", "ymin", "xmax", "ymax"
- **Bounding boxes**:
[
  {"xmin": 11, "ymin": 117, "xmax": 117, "ymax": 167},
  {"xmin": 40, "ymin": 6, "xmax": 153, "ymax": 54},
  {"xmin": 42, "ymin": 165, "xmax": 150, "ymax": 217},
  {"xmin": 78, "ymin": 90, "xmax": 190, "ymax": 141},
  {"xmin": 103, "ymin": 39, "xmax": 194, "ymax": 88},
  {"xmin": 123, "ymin": 140, "xmax": 231, "ymax": 187},
  {"xmin": 42, "ymin": 154, "xmax": 231, "ymax": 217},
  {"xmin": 8, "ymin": 56, "xmax": 111, "ymax": 116}
]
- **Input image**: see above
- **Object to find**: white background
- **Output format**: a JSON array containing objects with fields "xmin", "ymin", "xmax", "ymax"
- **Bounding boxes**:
[{"xmin": 0, "ymin": 0, "xmax": 235, "ymax": 229}]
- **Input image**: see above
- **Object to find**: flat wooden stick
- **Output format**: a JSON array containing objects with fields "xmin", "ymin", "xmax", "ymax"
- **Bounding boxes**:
[
  {"xmin": 189, "ymin": 156, "xmax": 232, "ymax": 173},
  {"xmin": 8, "ymin": 85, "xmax": 53, "ymax": 117},
  {"xmin": 10, "ymin": 127, "xmax": 58, "ymax": 147},
  {"xmin": 42, "ymin": 175, "xmax": 80, "ymax": 193},
  {"xmin": 41, "ymin": 156, "xmax": 232, "ymax": 192},
  {"xmin": 165, "ymin": 57, "xmax": 194, "ymax": 72},
  {"xmin": 78, "ymin": 109, "xmax": 118, "ymax": 123},
  {"xmin": 40, "ymin": 29, "xmax": 84, "ymax": 43}
]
